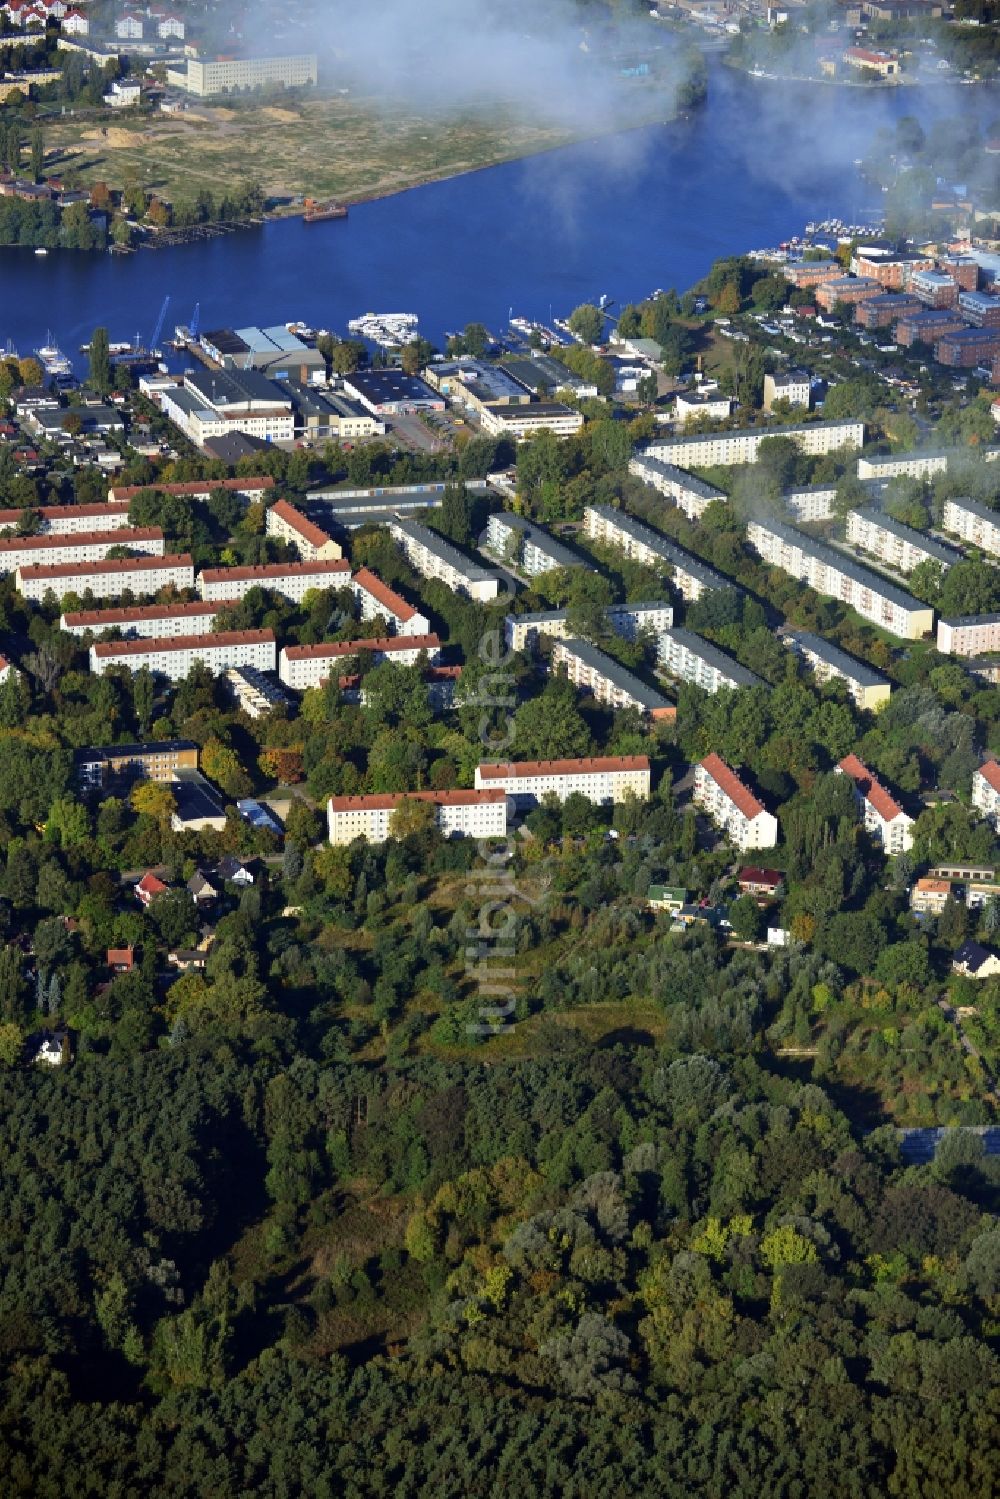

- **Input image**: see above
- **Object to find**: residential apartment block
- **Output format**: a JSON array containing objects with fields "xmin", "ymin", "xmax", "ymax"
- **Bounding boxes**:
[
  {"xmin": 628, "ymin": 454, "xmax": 727, "ymax": 520},
  {"xmin": 265, "ymin": 498, "xmax": 342, "ymax": 561},
  {"xmin": 198, "ymin": 559, "xmax": 351, "ymax": 604},
  {"xmin": 941, "ymin": 496, "xmax": 1000, "ymax": 557},
  {"xmin": 0, "ymin": 526, "xmax": 164, "ymax": 575},
  {"xmin": 484, "ymin": 512, "xmax": 589, "ymax": 575},
  {"xmin": 658, "ymin": 627, "xmax": 761, "ymax": 694},
  {"xmin": 783, "ymin": 485, "xmax": 837, "ymax": 523},
  {"xmin": 504, "ymin": 610, "xmax": 574, "ymax": 654},
  {"xmin": 551, "ymin": 638, "xmax": 674, "ymax": 719},
  {"xmin": 109, "ymin": 478, "xmax": 275, "ymax": 506},
  {"xmin": 388, "ymin": 518, "xmax": 502, "ymax": 602},
  {"xmin": 910, "ymin": 877, "xmax": 953, "ymax": 917},
  {"xmin": 16, "ymin": 552, "xmax": 196, "ymax": 603},
  {"xmin": 76, "ymin": 739, "xmax": 200, "ymax": 790},
  {"xmin": 837, "ymin": 753, "xmax": 914, "ymax": 853},
  {"xmin": 583, "ymin": 504, "xmax": 733, "ymax": 601},
  {"xmin": 328, "ymin": 789, "xmax": 507, "ymax": 846},
  {"xmin": 857, "ymin": 451, "xmax": 949, "ymax": 481},
  {"xmin": 278, "ymin": 634, "xmax": 442, "ymax": 690},
  {"xmin": 745, "ymin": 518, "xmax": 934, "ymax": 639},
  {"xmin": 846, "ymin": 507, "xmax": 961, "ymax": 574},
  {"xmin": 478, "ymin": 402, "xmax": 583, "ymax": 440},
  {"xmin": 61, "ymin": 599, "xmax": 237, "ymax": 640},
  {"xmin": 352, "ymin": 567, "xmax": 430, "ymax": 636},
  {"xmin": 763, "ymin": 370, "xmax": 810, "ymax": 411},
  {"xmin": 0, "ymin": 501, "xmax": 132, "ymax": 535},
  {"xmin": 694, "ymin": 753, "xmax": 778, "ymax": 851},
  {"xmin": 606, "ymin": 600, "xmax": 675, "ymax": 640},
  {"xmin": 784, "ymin": 630, "xmax": 892, "ymax": 711},
  {"xmin": 91, "ymin": 629, "xmax": 277, "ymax": 682},
  {"xmin": 936, "ymin": 613, "xmax": 1000, "ymax": 656},
  {"xmin": 972, "ymin": 760, "xmax": 1000, "ymax": 830},
  {"xmin": 167, "ymin": 52, "xmax": 319, "ymax": 98},
  {"xmin": 645, "ymin": 419, "xmax": 864, "ymax": 469},
  {"xmin": 504, "ymin": 600, "xmax": 674, "ymax": 654},
  {"xmin": 474, "ymin": 754, "xmax": 651, "ymax": 807}
]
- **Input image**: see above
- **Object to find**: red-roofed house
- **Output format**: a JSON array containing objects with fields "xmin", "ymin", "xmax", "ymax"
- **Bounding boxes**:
[
  {"xmin": 266, "ymin": 499, "xmax": 342, "ymax": 562},
  {"xmin": 738, "ymin": 867, "xmax": 784, "ymax": 900},
  {"xmin": 135, "ymin": 872, "xmax": 167, "ymax": 907},
  {"xmin": 972, "ymin": 759, "xmax": 1000, "ymax": 830},
  {"xmin": 837, "ymin": 754, "xmax": 914, "ymax": 853},
  {"xmin": 107, "ymin": 946, "xmax": 135, "ymax": 973},
  {"xmin": 352, "ymin": 566, "xmax": 430, "ymax": 637},
  {"xmin": 328, "ymin": 789, "xmax": 507, "ymax": 846},
  {"xmin": 279, "ymin": 634, "xmax": 441, "ymax": 689},
  {"xmin": 694, "ymin": 754, "xmax": 778, "ymax": 850}
]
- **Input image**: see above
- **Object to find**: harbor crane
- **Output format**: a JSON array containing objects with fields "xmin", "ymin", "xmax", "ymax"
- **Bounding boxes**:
[
  {"xmin": 148, "ymin": 294, "xmax": 171, "ymax": 356},
  {"xmin": 188, "ymin": 301, "xmax": 200, "ymax": 341}
]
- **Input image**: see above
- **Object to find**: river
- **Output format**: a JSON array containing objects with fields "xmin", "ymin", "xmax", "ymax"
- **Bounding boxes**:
[{"xmin": 0, "ymin": 64, "xmax": 993, "ymax": 363}]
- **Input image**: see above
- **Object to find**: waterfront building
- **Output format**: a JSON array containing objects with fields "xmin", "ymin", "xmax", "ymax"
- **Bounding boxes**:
[
  {"xmin": 628, "ymin": 453, "xmax": 727, "ymax": 520},
  {"xmin": 388, "ymin": 518, "xmax": 502, "ymax": 601},
  {"xmin": 694, "ymin": 753, "xmax": 778, "ymax": 851},
  {"xmin": 644, "ymin": 418, "xmax": 863, "ymax": 469},
  {"xmin": 198, "ymin": 559, "xmax": 351, "ymax": 604},
  {"xmin": 90, "ymin": 629, "xmax": 277, "ymax": 682},
  {"xmin": 784, "ymin": 629, "xmax": 891, "ymax": 711},
  {"xmin": 328, "ymin": 789, "xmax": 507, "ymax": 846},
  {"xmin": 474, "ymin": 754, "xmax": 651, "ymax": 807},
  {"xmin": 16, "ymin": 552, "xmax": 195, "ymax": 603},
  {"xmin": 341, "ymin": 371, "xmax": 445, "ymax": 416},
  {"xmin": 278, "ymin": 634, "xmax": 441, "ymax": 690},
  {"xmin": 265, "ymin": 499, "xmax": 342, "ymax": 561},
  {"xmin": 846, "ymin": 508, "xmax": 961, "ymax": 574},
  {"xmin": 160, "ymin": 369, "xmax": 295, "ymax": 448},
  {"xmin": 836, "ymin": 753, "xmax": 914, "ymax": 853},
  {"xmin": 658, "ymin": 626, "xmax": 760, "ymax": 694},
  {"xmin": 747, "ymin": 517, "xmax": 933, "ymax": 638},
  {"xmin": 551, "ymin": 637, "xmax": 674, "ymax": 719}
]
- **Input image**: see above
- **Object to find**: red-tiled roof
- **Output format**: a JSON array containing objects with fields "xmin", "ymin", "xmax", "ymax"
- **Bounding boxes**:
[
  {"xmin": 330, "ymin": 790, "xmax": 506, "ymax": 813},
  {"xmin": 738, "ymin": 867, "xmax": 782, "ymax": 887},
  {"xmin": 698, "ymin": 752, "xmax": 766, "ymax": 820},
  {"xmin": 0, "ymin": 526, "xmax": 161, "ymax": 553},
  {"xmin": 478, "ymin": 755, "xmax": 650, "ymax": 780},
  {"xmin": 63, "ymin": 599, "xmax": 237, "ymax": 627},
  {"xmin": 94, "ymin": 628, "xmax": 275, "ymax": 659},
  {"xmin": 135, "ymin": 873, "xmax": 167, "ymax": 895},
  {"xmin": 0, "ymin": 501, "xmax": 130, "ymax": 527},
  {"xmin": 109, "ymin": 477, "xmax": 274, "ymax": 501},
  {"xmin": 976, "ymin": 759, "xmax": 1000, "ymax": 794},
  {"xmin": 352, "ymin": 566, "xmax": 419, "ymax": 622},
  {"xmin": 18, "ymin": 552, "xmax": 193, "ymax": 580},
  {"xmin": 269, "ymin": 498, "xmax": 334, "ymax": 550},
  {"xmin": 199, "ymin": 559, "xmax": 349, "ymax": 584},
  {"xmin": 283, "ymin": 634, "xmax": 440, "ymax": 660},
  {"xmin": 837, "ymin": 753, "xmax": 904, "ymax": 822}
]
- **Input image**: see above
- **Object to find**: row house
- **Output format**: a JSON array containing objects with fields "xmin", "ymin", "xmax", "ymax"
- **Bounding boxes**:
[
  {"xmin": 583, "ymin": 503, "xmax": 733, "ymax": 601},
  {"xmin": 657, "ymin": 626, "xmax": 761, "ymax": 694},
  {"xmin": 745, "ymin": 517, "xmax": 934, "ymax": 640},
  {"xmin": 16, "ymin": 552, "xmax": 195, "ymax": 604},
  {"xmin": 90, "ymin": 629, "xmax": 277, "ymax": 682},
  {"xmin": 628, "ymin": 453, "xmax": 727, "ymax": 520},
  {"xmin": 551, "ymin": 637, "xmax": 674, "ymax": 720},
  {"xmin": 783, "ymin": 629, "xmax": 891, "ymax": 712},
  {"xmin": 845, "ymin": 507, "xmax": 961, "ymax": 575},
  {"xmin": 388, "ymin": 518, "xmax": 502, "ymax": 602},
  {"xmin": 265, "ymin": 498, "xmax": 342, "ymax": 562},
  {"xmin": 352, "ymin": 566, "xmax": 429, "ymax": 636},
  {"xmin": 474, "ymin": 754, "xmax": 651, "ymax": 807},
  {"xmin": 942, "ymin": 496, "xmax": 1000, "ymax": 557},
  {"xmin": 328, "ymin": 789, "xmax": 507, "ymax": 847},
  {"xmin": 836, "ymin": 753, "xmax": 914, "ymax": 853},
  {"xmin": 198, "ymin": 558, "xmax": 351, "ymax": 604},
  {"xmin": 62, "ymin": 598, "xmax": 237, "ymax": 639},
  {"xmin": 694, "ymin": 753, "xmax": 778, "ymax": 851},
  {"xmin": 0, "ymin": 526, "xmax": 163, "ymax": 576},
  {"xmin": 278, "ymin": 633, "xmax": 441, "ymax": 691}
]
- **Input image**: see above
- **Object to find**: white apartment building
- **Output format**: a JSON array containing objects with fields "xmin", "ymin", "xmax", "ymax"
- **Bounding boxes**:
[
  {"xmin": 478, "ymin": 403, "xmax": 584, "ymax": 440},
  {"xmin": 936, "ymin": 613, "xmax": 1000, "ymax": 656},
  {"xmin": 784, "ymin": 485, "xmax": 837, "ymax": 523},
  {"xmin": 551, "ymin": 637, "xmax": 674, "ymax": 719},
  {"xmin": 764, "ymin": 370, "xmax": 811, "ymax": 412},
  {"xmin": 746, "ymin": 518, "xmax": 934, "ymax": 640},
  {"xmin": 198, "ymin": 559, "xmax": 351, "ymax": 604},
  {"xmin": 658, "ymin": 627, "xmax": 761, "ymax": 694},
  {"xmin": 503, "ymin": 601, "xmax": 673, "ymax": 654},
  {"xmin": 694, "ymin": 753, "xmax": 778, "ymax": 851},
  {"xmin": 328, "ymin": 789, "xmax": 507, "ymax": 846},
  {"xmin": 606, "ymin": 600, "xmax": 675, "ymax": 640},
  {"xmin": 266, "ymin": 499, "xmax": 342, "ymax": 562},
  {"xmin": 942, "ymin": 496, "xmax": 1000, "ymax": 558},
  {"xmin": 846, "ymin": 508, "xmax": 961, "ymax": 575},
  {"xmin": 0, "ymin": 526, "xmax": 164, "ymax": 575},
  {"xmin": 91, "ymin": 629, "xmax": 277, "ymax": 682},
  {"xmin": 504, "ymin": 610, "xmax": 573, "ymax": 654},
  {"xmin": 279, "ymin": 634, "xmax": 442, "ymax": 690},
  {"xmin": 674, "ymin": 390, "xmax": 733, "ymax": 426},
  {"xmin": 167, "ymin": 52, "xmax": 318, "ymax": 98},
  {"xmin": 784, "ymin": 630, "xmax": 891, "ymax": 712},
  {"xmin": 628, "ymin": 454, "xmax": 727, "ymax": 521},
  {"xmin": 972, "ymin": 760, "xmax": 1000, "ymax": 829},
  {"xmin": 16, "ymin": 553, "xmax": 196, "ymax": 604},
  {"xmin": 474, "ymin": 754, "xmax": 651, "ymax": 807},
  {"xmin": 352, "ymin": 567, "xmax": 430, "ymax": 637},
  {"xmin": 583, "ymin": 504, "xmax": 733, "ymax": 602},
  {"xmin": 857, "ymin": 451, "xmax": 949, "ymax": 481},
  {"xmin": 109, "ymin": 478, "xmax": 275, "ymax": 506},
  {"xmin": 389, "ymin": 519, "xmax": 502, "ymax": 602},
  {"xmin": 484, "ymin": 512, "xmax": 588, "ymax": 575},
  {"xmin": 0, "ymin": 501, "xmax": 132, "ymax": 536},
  {"xmin": 61, "ymin": 599, "xmax": 238, "ymax": 640},
  {"xmin": 645, "ymin": 418, "xmax": 863, "ymax": 469},
  {"xmin": 837, "ymin": 753, "xmax": 914, "ymax": 853}
]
